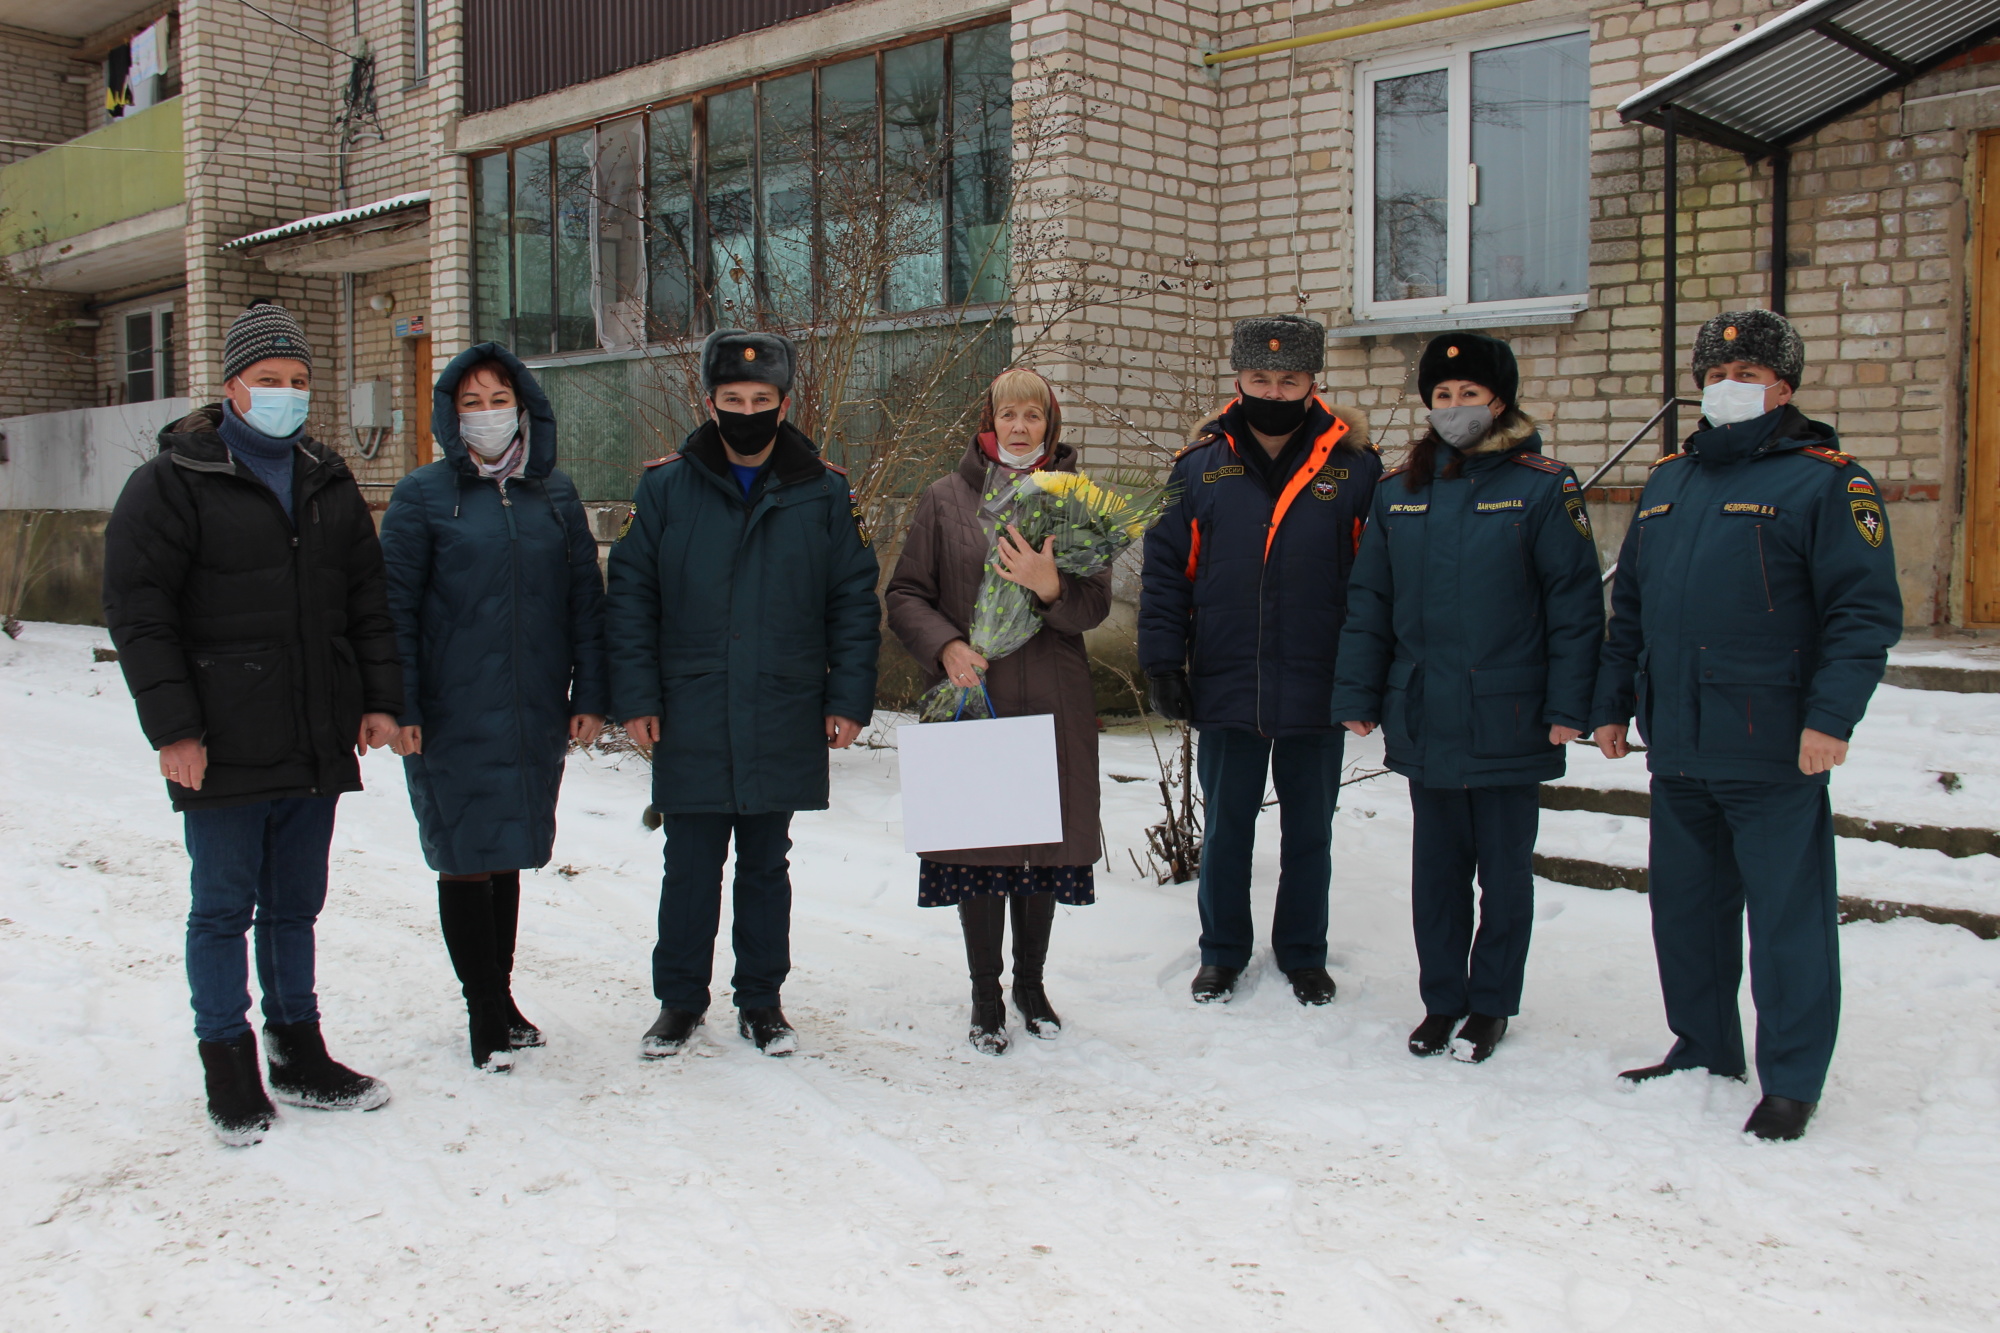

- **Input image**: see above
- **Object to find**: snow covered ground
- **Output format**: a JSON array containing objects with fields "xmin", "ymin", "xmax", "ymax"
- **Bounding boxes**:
[{"xmin": 4, "ymin": 620, "xmax": 2000, "ymax": 1332}]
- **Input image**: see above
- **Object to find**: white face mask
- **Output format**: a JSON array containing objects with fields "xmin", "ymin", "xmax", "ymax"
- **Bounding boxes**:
[
  {"xmin": 997, "ymin": 442, "xmax": 1045, "ymax": 469},
  {"xmin": 458, "ymin": 406, "xmax": 520, "ymax": 459},
  {"xmin": 1701, "ymin": 378, "xmax": 1774, "ymax": 427}
]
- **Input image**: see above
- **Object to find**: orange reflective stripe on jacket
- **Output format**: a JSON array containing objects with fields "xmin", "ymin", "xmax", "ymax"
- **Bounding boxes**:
[
  {"xmin": 1185, "ymin": 518, "xmax": 1202, "ymax": 581},
  {"xmin": 1264, "ymin": 406, "xmax": 1349, "ymax": 561}
]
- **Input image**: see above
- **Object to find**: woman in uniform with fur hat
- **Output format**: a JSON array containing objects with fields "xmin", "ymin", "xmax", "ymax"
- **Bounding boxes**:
[{"xmin": 1331, "ymin": 333, "xmax": 1604, "ymax": 1063}]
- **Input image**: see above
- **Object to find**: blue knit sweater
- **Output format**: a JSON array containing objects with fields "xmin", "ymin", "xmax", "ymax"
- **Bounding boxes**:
[{"xmin": 218, "ymin": 401, "xmax": 298, "ymax": 521}]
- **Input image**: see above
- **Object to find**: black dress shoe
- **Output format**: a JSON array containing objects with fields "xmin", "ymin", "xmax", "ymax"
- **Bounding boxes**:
[
  {"xmin": 639, "ymin": 1006, "xmax": 702, "ymax": 1059},
  {"xmin": 1286, "ymin": 967, "xmax": 1337, "ymax": 1006},
  {"xmin": 1190, "ymin": 965, "xmax": 1241, "ymax": 1004},
  {"xmin": 737, "ymin": 1006, "xmax": 799, "ymax": 1056},
  {"xmin": 1451, "ymin": 1013, "xmax": 1508, "ymax": 1063},
  {"xmin": 1619, "ymin": 1060, "xmax": 1747, "ymax": 1084},
  {"xmin": 1407, "ymin": 1014, "xmax": 1458, "ymax": 1057},
  {"xmin": 1743, "ymin": 1095, "xmax": 1816, "ymax": 1141}
]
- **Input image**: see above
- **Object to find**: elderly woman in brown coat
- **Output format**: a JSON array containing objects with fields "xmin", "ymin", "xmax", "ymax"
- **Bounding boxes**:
[{"xmin": 886, "ymin": 369, "xmax": 1112, "ymax": 1056}]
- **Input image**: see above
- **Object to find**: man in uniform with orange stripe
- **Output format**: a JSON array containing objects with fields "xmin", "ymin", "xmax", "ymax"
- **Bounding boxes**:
[{"xmin": 1140, "ymin": 315, "xmax": 1381, "ymax": 1005}]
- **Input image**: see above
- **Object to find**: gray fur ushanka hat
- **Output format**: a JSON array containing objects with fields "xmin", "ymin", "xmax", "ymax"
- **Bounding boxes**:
[
  {"xmin": 1230, "ymin": 314, "xmax": 1325, "ymax": 375},
  {"xmin": 701, "ymin": 328, "xmax": 796, "ymax": 397},
  {"xmin": 1692, "ymin": 309, "xmax": 1805, "ymax": 388}
]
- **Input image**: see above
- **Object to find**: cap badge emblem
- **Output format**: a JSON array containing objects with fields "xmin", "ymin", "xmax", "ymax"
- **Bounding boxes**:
[
  {"xmin": 1723, "ymin": 326, "xmax": 1738, "ymax": 341},
  {"xmin": 1267, "ymin": 338, "xmax": 1281, "ymax": 351},
  {"xmin": 743, "ymin": 347, "xmax": 758, "ymax": 361},
  {"xmin": 1446, "ymin": 345, "xmax": 1459, "ymax": 358}
]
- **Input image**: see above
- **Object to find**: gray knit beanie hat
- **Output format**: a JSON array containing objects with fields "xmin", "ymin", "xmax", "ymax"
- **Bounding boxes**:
[
  {"xmin": 1692, "ymin": 309, "xmax": 1804, "ymax": 389},
  {"xmin": 223, "ymin": 301, "xmax": 313, "ymax": 383},
  {"xmin": 1230, "ymin": 315, "xmax": 1325, "ymax": 375}
]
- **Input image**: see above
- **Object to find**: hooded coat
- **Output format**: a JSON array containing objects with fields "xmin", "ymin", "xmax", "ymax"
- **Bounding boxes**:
[
  {"xmin": 885, "ymin": 401, "xmax": 1113, "ymax": 868},
  {"xmin": 378, "ymin": 343, "xmax": 608, "ymax": 874},
  {"xmin": 102, "ymin": 409, "xmax": 402, "ymax": 811},
  {"xmin": 604, "ymin": 418, "xmax": 880, "ymax": 815},
  {"xmin": 1139, "ymin": 396, "xmax": 1381, "ymax": 737},
  {"xmin": 1329, "ymin": 419, "xmax": 1605, "ymax": 788}
]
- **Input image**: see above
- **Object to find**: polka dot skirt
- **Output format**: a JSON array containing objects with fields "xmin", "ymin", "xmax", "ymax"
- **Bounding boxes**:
[{"xmin": 917, "ymin": 862, "xmax": 1096, "ymax": 908}]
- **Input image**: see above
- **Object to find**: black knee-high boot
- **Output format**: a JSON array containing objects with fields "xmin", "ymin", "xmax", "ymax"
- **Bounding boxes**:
[
  {"xmin": 437, "ymin": 878, "xmax": 515, "ymax": 1072},
  {"xmin": 1009, "ymin": 891, "xmax": 1061, "ymax": 1037},
  {"xmin": 487, "ymin": 871, "xmax": 543, "ymax": 1048},
  {"xmin": 957, "ymin": 895, "xmax": 1009, "ymax": 1055}
]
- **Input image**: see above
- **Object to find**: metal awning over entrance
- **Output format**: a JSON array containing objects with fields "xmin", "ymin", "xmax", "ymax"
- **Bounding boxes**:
[
  {"xmin": 221, "ymin": 191, "xmax": 431, "ymax": 251},
  {"xmin": 1619, "ymin": 0, "xmax": 2000, "ymax": 157},
  {"xmin": 1615, "ymin": 0, "xmax": 1999, "ymax": 452}
]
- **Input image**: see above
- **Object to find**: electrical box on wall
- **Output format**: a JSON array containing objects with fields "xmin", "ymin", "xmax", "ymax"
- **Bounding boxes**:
[{"xmin": 349, "ymin": 381, "xmax": 393, "ymax": 429}]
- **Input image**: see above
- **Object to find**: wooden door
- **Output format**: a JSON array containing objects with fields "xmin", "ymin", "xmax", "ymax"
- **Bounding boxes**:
[
  {"xmin": 1969, "ymin": 133, "xmax": 2000, "ymax": 623},
  {"xmin": 412, "ymin": 335, "xmax": 433, "ymax": 468}
]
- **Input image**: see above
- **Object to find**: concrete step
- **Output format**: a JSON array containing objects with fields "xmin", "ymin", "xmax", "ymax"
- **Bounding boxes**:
[
  {"xmin": 1882, "ymin": 663, "xmax": 2000, "ymax": 694},
  {"xmin": 1540, "ymin": 783, "xmax": 2000, "ymax": 859},
  {"xmin": 1884, "ymin": 641, "xmax": 2000, "ymax": 694},
  {"xmin": 1532, "ymin": 806, "xmax": 2000, "ymax": 940}
]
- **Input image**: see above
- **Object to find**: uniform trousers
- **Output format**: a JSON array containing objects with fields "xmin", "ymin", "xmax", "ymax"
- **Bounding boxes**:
[
  {"xmin": 653, "ymin": 812, "xmax": 794, "ymax": 1014},
  {"xmin": 1406, "ymin": 781, "xmax": 1539, "ymax": 1018},
  {"xmin": 1194, "ymin": 727, "xmax": 1345, "ymax": 971},
  {"xmin": 1647, "ymin": 775, "xmax": 1840, "ymax": 1103}
]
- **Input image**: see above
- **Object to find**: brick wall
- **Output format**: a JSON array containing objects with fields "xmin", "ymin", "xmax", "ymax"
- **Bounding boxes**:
[{"xmin": 0, "ymin": 31, "xmax": 87, "ymax": 168}]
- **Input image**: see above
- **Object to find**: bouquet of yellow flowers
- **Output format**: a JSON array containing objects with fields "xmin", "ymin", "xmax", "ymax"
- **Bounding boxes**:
[{"xmin": 919, "ymin": 467, "xmax": 1176, "ymax": 722}]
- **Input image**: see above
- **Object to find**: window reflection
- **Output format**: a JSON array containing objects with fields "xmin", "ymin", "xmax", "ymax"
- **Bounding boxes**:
[
  {"xmin": 1470, "ymin": 33, "xmax": 1589, "ymax": 302},
  {"xmin": 1372, "ymin": 69, "xmax": 1449, "ymax": 303},
  {"xmin": 470, "ymin": 21, "xmax": 1011, "ymax": 355}
]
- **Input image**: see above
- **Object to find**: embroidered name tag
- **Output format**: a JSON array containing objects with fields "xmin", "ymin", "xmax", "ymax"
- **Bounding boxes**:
[
  {"xmin": 1476, "ymin": 498, "xmax": 1525, "ymax": 512},
  {"xmin": 1387, "ymin": 503, "xmax": 1429, "ymax": 514},
  {"xmin": 1202, "ymin": 464, "xmax": 1245, "ymax": 484},
  {"xmin": 1721, "ymin": 502, "xmax": 1778, "ymax": 518},
  {"xmin": 1318, "ymin": 467, "xmax": 1351, "ymax": 480},
  {"xmin": 1638, "ymin": 503, "xmax": 1673, "ymax": 520}
]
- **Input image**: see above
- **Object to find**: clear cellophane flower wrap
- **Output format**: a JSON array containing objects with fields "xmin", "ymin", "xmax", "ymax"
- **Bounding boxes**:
[{"xmin": 917, "ymin": 468, "xmax": 1177, "ymax": 723}]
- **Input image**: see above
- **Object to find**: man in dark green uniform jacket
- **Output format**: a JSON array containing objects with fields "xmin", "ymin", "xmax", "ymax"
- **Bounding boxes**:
[
  {"xmin": 607, "ymin": 329, "xmax": 880, "ymax": 1059},
  {"xmin": 1591, "ymin": 310, "xmax": 1902, "ymax": 1141}
]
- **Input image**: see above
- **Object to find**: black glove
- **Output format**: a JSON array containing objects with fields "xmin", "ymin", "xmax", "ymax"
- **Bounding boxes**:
[{"xmin": 1147, "ymin": 671, "xmax": 1193, "ymax": 722}]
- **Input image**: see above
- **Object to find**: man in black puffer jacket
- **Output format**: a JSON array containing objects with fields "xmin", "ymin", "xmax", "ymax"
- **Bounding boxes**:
[{"xmin": 103, "ymin": 302, "xmax": 403, "ymax": 1146}]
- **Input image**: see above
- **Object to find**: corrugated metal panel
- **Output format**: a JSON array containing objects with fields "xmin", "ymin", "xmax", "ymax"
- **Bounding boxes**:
[
  {"xmin": 466, "ymin": 0, "xmax": 860, "ymax": 115},
  {"xmin": 1618, "ymin": 0, "xmax": 2000, "ymax": 150}
]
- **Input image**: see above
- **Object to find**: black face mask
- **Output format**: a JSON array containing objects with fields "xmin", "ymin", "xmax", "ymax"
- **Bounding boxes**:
[
  {"xmin": 1239, "ymin": 392, "xmax": 1310, "ymax": 437},
  {"xmin": 714, "ymin": 405, "xmax": 782, "ymax": 454}
]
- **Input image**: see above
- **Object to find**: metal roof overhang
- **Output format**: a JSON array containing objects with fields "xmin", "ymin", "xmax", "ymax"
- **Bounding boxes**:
[
  {"xmin": 220, "ymin": 191, "xmax": 432, "ymax": 251},
  {"xmin": 1618, "ymin": 0, "xmax": 2000, "ymax": 157}
]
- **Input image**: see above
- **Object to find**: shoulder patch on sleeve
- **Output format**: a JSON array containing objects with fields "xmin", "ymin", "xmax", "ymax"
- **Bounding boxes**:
[
  {"xmin": 1650, "ymin": 451, "xmax": 1686, "ymax": 469},
  {"xmin": 614, "ymin": 508, "xmax": 635, "ymax": 542},
  {"xmin": 1802, "ymin": 445, "xmax": 1854, "ymax": 467},
  {"xmin": 1509, "ymin": 452, "xmax": 1565, "ymax": 474},
  {"xmin": 848, "ymin": 491, "xmax": 871, "ymax": 547},
  {"xmin": 643, "ymin": 452, "xmax": 682, "ymax": 468}
]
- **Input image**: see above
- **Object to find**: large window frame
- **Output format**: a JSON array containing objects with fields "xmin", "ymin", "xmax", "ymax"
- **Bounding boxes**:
[
  {"xmin": 471, "ymin": 20, "xmax": 1010, "ymax": 360},
  {"xmin": 1353, "ymin": 24, "xmax": 1592, "ymax": 324}
]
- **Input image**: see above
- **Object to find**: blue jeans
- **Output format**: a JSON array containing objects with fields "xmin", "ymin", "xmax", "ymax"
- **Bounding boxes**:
[
  {"xmin": 1194, "ymin": 728, "xmax": 1346, "ymax": 971},
  {"xmin": 1407, "ymin": 781, "xmax": 1539, "ymax": 1018},
  {"xmin": 653, "ymin": 812, "xmax": 794, "ymax": 1013},
  {"xmin": 182, "ymin": 797, "xmax": 339, "ymax": 1042}
]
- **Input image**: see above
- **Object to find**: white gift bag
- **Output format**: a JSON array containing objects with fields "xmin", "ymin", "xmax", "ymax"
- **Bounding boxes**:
[{"xmin": 897, "ymin": 713, "xmax": 1064, "ymax": 853}]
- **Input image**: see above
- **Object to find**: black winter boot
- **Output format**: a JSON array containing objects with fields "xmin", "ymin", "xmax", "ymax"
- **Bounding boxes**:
[
  {"xmin": 1286, "ymin": 967, "xmax": 1338, "ymax": 1006},
  {"xmin": 1191, "ymin": 964, "xmax": 1241, "ymax": 1004},
  {"xmin": 737, "ymin": 1006, "xmax": 799, "ymax": 1056},
  {"xmin": 1744, "ymin": 1095, "xmax": 1817, "ymax": 1141},
  {"xmin": 1009, "ymin": 891, "xmax": 1061, "ymax": 1038},
  {"xmin": 1451, "ymin": 1013, "xmax": 1509, "ymax": 1063},
  {"xmin": 264, "ymin": 1021, "xmax": 391, "ymax": 1110},
  {"xmin": 489, "ymin": 871, "xmax": 544, "ymax": 1049},
  {"xmin": 438, "ymin": 878, "xmax": 516, "ymax": 1072},
  {"xmin": 959, "ymin": 895, "xmax": 1009, "ymax": 1053},
  {"xmin": 197, "ymin": 1033, "xmax": 276, "ymax": 1146},
  {"xmin": 640, "ymin": 1006, "xmax": 703, "ymax": 1059},
  {"xmin": 1408, "ymin": 1014, "xmax": 1458, "ymax": 1057}
]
